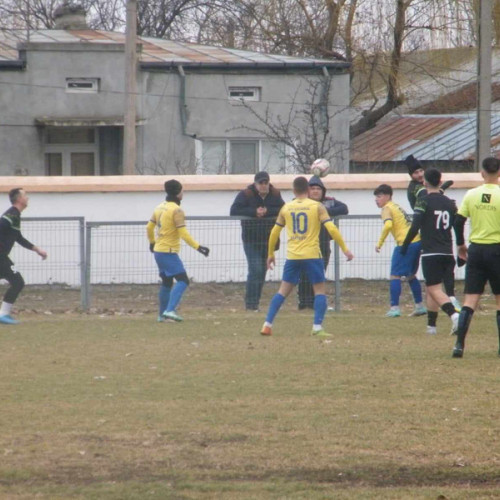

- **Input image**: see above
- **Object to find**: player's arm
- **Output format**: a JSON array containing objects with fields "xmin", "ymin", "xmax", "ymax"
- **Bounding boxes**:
[
  {"xmin": 326, "ymin": 198, "xmax": 348, "ymax": 217},
  {"xmin": 318, "ymin": 205, "xmax": 353, "ymax": 260},
  {"xmin": 400, "ymin": 209, "xmax": 423, "ymax": 255},
  {"xmin": 376, "ymin": 219, "xmax": 392, "ymax": 252},
  {"xmin": 267, "ymin": 210, "xmax": 285, "ymax": 269},
  {"xmin": 146, "ymin": 214, "xmax": 156, "ymax": 252},
  {"xmin": 230, "ymin": 190, "xmax": 256, "ymax": 217},
  {"xmin": 173, "ymin": 209, "xmax": 200, "ymax": 249}
]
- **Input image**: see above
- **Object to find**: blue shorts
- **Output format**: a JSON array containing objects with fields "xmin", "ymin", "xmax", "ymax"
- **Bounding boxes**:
[
  {"xmin": 282, "ymin": 258, "xmax": 325, "ymax": 285},
  {"xmin": 154, "ymin": 252, "xmax": 186, "ymax": 277},
  {"xmin": 391, "ymin": 242, "xmax": 421, "ymax": 277}
]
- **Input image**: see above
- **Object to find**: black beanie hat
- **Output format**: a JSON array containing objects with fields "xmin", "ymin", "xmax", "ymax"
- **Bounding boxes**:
[
  {"xmin": 164, "ymin": 179, "xmax": 183, "ymax": 197},
  {"xmin": 404, "ymin": 155, "xmax": 423, "ymax": 176}
]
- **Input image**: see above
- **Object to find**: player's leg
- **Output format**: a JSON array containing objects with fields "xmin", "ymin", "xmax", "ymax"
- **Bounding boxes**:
[
  {"xmin": 297, "ymin": 270, "xmax": 313, "ymax": 309},
  {"xmin": 387, "ymin": 247, "xmax": 403, "ymax": 317},
  {"xmin": 405, "ymin": 242, "xmax": 426, "ymax": 316},
  {"xmin": 243, "ymin": 241, "xmax": 262, "ymax": 311},
  {"xmin": 158, "ymin": 273, "xmax": 173, "ymax": 322},
  {"xmin": 487, "ymin": 246, "xmax": 500, "ymax": 356},
  {"xmin": 307, "ymin": 259, "xmax": 330, "ymax": 337},
  {"xmin": 254, "ymin": 244, "xmax": 269, "ymax": 311},
  {"xmin": 261, "ymin": 260, "xmax": 299, "ymax": 335},
  {"xmin": 425, "ymin": 293, "xmax": 439, "ymax": 335},
  {"xmin": 443, "ymin": 265, "xmax": 460, "ymax": 311},
  {"xmin": 164, "ymin": 272, "xmax": 189, "ymax": 321},
  {"xmin": 0, "ymin": 259, "xmax": 24, "ymax": 324}
]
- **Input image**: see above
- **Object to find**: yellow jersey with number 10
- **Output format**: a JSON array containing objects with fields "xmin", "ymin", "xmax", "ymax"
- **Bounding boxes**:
[{"xmin": 275, "ymin": 197, "xmax": 330, "ymax": 259}]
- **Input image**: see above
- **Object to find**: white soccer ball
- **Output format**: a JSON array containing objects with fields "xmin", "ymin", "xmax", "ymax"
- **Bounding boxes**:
[{"xmin": 309, "ymin": 158, "xmax": 330, "ymax": 178}]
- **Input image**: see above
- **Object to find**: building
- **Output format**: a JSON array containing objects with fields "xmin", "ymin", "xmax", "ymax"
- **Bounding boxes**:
[{"xmin": 0, "ymin": 7, "xmax": 350, "ymax": 176}]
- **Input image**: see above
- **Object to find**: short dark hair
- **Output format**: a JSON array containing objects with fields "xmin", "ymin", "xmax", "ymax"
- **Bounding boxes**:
[
  {"xmin": 424, "ymin": 167, "xmax": 441, "ymax": 187},
  {"xmin": 293, "ymin": 176, "xmax": 309, "ymax": 194},
  {"xmin": 9, "ymin": 188, "xmax": 23, "ymax": 204},
  {"xmin": 482, "ymin": 157, "xmax": 500, "ymax": 174},
  {"xmin": 373, "ymin": 184, "xmax": 392, "ymax": 196}
]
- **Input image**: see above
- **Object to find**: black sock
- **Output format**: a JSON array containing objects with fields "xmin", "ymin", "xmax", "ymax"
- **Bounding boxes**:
[
  {"xmin": 496, "ymin": 311, "xmax": 500, "ymax": 352},
  {"xmin": 427, "ymin": 311, "xmax": 438, "ymax": 327},
  {"xmin": 457, "ymin": 306, "xmax": 474, "ymax": 347},
  {"xmin": 441, "ymin": 302, "xmax": 456, "ymax": 317}
]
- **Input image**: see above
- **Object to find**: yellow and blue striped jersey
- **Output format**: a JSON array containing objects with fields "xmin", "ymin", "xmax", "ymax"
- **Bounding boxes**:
[{"xmin": 378, "ymin": 200, "xmax": 420, "ymax": 247}]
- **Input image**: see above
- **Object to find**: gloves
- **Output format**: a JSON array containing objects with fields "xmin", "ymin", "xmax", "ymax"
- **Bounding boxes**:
[
  {"xmin": 197, "ymin": 245, "xmax": 210, "ymax": 257},
  {"xmin": 457, "ymin": 257, "xmax": 466, "ymax": 267},
  {"xmin": 149, "ymin": 243, "xmax": 155, "ymax": 253},
  {"xmin": 440, "ymin": 180, "xmax": 454, "ymax": 191}
]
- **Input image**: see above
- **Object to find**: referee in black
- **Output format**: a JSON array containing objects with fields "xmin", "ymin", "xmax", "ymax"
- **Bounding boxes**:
[
  {"xmin": 0, "ymin": 188, "xmax": 47, "ymax": 325},
  {"xmin": 453, "ymin": 157, "xmax": 500, "ymax": 358},
  {"xmin": 401, "ymin": 168, "xmax": 460, "ymax": 336}
]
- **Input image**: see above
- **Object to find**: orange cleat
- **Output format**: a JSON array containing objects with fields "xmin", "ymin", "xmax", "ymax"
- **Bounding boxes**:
[{"xmin": 260, "ymin": 325, "xmax": 272, "ymax": 336}]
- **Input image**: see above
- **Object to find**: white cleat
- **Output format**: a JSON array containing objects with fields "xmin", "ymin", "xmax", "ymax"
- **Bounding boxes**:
[{"xmin": 426, "ymin": 326, "xmax": 437, "ymax": 335}]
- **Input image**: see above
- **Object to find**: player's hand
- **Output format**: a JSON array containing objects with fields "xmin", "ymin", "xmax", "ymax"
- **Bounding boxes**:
[
  {"xmin": 375, "ymin": 246, "xmax": 381, "ymax": 253},
  {"xmin": 34, "ymin": 247, "xmax": 47, "ymax": 260},
  {"xmin": 149, "ymin": 243, "xmax": 155, "ymax": 253},
  {"xmin": 344, "ymin": 250, "xmax": 354, "ymax": 261},
  {"xmin": 256, "ymin": 207, "xmax": 267, "ymax": 217},
  {"xmin": 197, "ymin": 245, "xmax": 210, "ymax": 257},
  {"xmin": 457, "ymin": 244, "xmax": 467, "ymax": 263},
  {"xmin": 267, "ymin": 256, "xmax": 275, "ymax": 270}
]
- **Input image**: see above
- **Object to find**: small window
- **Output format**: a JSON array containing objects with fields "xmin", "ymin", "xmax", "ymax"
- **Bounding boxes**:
[
  {"xmin": 66, "ymin": 78, "xmax": 99, "ymax": 93},
  {"xmin": 229, "ymin": 86, "xmax": 261, "ymax": 102}
]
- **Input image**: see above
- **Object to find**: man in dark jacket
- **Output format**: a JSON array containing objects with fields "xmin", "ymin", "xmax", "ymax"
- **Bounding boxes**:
[
  {"xmin": 298, "ymin": 176, "xmax": 349, "ymax": 309},
  {"xmin": 230, "ymin": 171, "xmax": 285, "ymax": 310}
]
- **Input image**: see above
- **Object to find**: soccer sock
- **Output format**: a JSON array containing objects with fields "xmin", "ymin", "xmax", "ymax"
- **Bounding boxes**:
[
  {"xmin": 0, "ymin": 301, "xmax": 13, "ymax": 316},
  {"xmin": 313, "ymin": 294, "xmax": 327, "ymax": 327},
  {"xmin": 456, "ymin": 306, "xmax": 474, "ymax": 347},
  {"xmin": 158, "ymin": 285, "xmax": 171, "ymax": 316},
  {"xmin": 441, "ymin": 302, "xmax": 456, "ymax": 317},
  {"xmin": 496, "ymin": 311, "xmax": 500, "ymax": 353},
  {"xmin": 390, "ymin": 279, "xmax": 401, "ymax": 307},
  {"xmin": 265, "ymin": 293, "xmax": 286, "ymax": 324},
  {"xmin": 166, "ymin": 281, "xmax": 188, "ymax": 312},
  {"xmin": 427, "ymin": 311, "xmax": 438, "ymax": 327},
  {"xmin": 408, "ymin": 277, "xmax": 423, "ymax": 304}
]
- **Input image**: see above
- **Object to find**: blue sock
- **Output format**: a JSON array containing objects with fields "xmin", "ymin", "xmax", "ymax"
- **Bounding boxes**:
[
  {"xmin": 313, "ymin": 294, "xmax": 327, "ymax": 325},
  {"xmin": 159, "ymin": 286, "xmax": 171, "ymax": 316},
  {"xmin": 408, "ymin": 277, "xmax": 423, "ymax": 304},
  {"xmin": 266, "ymin": 293, "xmax": 286, "ymax": 324},
  {"xmin": 390, "ymin": 279, "xmax": 401, "ymax": 307},
  {"xmin": 166, "ymin": 281, "xmax": 188, "ymax": 312}
]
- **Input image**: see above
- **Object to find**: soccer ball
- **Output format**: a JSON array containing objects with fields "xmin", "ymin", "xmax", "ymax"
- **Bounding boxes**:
[{"xmin": 309, "ymin": 158, "xmax": 330, "ymax": 178}]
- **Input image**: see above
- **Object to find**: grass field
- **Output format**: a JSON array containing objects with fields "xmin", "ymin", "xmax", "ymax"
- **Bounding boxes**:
[{"xmin": 0, "ymin": 301, "xmax": 499, "ymax": 499}]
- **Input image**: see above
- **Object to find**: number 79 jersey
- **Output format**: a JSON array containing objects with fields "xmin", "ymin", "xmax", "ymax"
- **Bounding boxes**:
[
  {"xmin": 414, "ymin": 192, "xmax": 457, "ymax": 255},
  {"xmin": 275, "ymin": 197, "xmax": 330, "ymax": 260}
]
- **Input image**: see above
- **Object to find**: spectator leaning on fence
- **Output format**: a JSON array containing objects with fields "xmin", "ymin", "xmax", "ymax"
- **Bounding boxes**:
[
  {"xmin": 297, "ymin": 175, "xmax": 349, "ymax": 310},
  {"xmin": 374, "ymin": 183, "xmax": 425, "ymax": 318},
  {"xmin": 230, "ymin": 171, "xmax": 285, "ymax": 311},
  {"xmin": 0, "ymin": 188, "xmax": 47, "ymax": 325},
  {"xmin": 260, "ymin": 176, "xmax": 353, "ymax": 338},
  {"xmin": 147, "ymin": 180, "xmax": 210, "ymax": 323},
  {"xmin": 452, "ymin": 156, "xmax": 500, "ymax": 358}
]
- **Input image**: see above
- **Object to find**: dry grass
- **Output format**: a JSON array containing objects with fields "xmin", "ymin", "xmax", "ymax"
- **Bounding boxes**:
[{"xmin": 0, "ymin": 301, "xmax": 499, "ymax": 499}]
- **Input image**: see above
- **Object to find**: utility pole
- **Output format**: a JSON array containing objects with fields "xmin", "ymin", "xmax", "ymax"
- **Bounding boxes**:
[
  {"xmin": 123, "ymin": 0, "xmax": 137, "ymax": 175},
  {"xmin": 476, "ymin": 0, "xmax": 492, "ymax": 170}
]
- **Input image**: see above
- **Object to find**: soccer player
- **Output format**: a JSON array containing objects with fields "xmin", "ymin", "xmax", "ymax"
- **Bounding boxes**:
[
  {"xmin": 374, "ymin": 184, "xmax": 425, "ymax": 317},
  {"xmin": 452, "ymin": 157, "xmax": 500, "ymax": 358},
  {"xmin": 400, "ymin": 168, "xmax": 459, "ymax": 335},
  {"xmin": 260, "ymin": 176, "xmax": 353, "ymax": 338},
  {"xmin": 147, "ymin": 180, "xmax": 209, "ymax": 322},
  {"xmin": 0, "ymin": 188, "xmax": 47, "ymax": 324}
]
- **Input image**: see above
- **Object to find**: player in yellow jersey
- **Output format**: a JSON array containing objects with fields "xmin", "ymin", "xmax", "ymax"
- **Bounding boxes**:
[
  {"xmin": 146, "ymin": 180, "xmax": 209, "ymax": 322},
  {"xmin": 452, "ymin": 157, "xmax": 500, "ymax": 358},
  {"xmin": 260, "ymin": 177, "xmax": 353, "ymax": 338},
  {"xmin": 374, "ymin": 184, "xmax": 425, "ymax": 318}
]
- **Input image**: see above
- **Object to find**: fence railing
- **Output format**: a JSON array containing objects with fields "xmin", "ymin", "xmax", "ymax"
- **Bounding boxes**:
[{"xmin": 1, "ymin": 216, "xmax": 468, "ymax": 312}]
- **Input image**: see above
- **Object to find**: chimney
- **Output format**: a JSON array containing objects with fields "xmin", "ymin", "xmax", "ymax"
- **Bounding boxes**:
[{"xmin": 53, "ymin": 2, "xmax": 87, "ymax": 30}]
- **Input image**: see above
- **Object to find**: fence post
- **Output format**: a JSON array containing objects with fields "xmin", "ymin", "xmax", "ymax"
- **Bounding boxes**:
[
  {"xmin": 79, "ymin": 217, "xmax": 87, "ymax": 310},
  {"xmin": 333, "ymin": 216, "xmax": 341, "ymax": 312},
  {"xmin": 82, "ymin": 222, "xmax": 92, "ymax": 311}
]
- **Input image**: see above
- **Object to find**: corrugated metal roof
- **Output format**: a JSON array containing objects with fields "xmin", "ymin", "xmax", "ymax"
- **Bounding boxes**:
[
  {"xmin": 0, "ymin": 29, "xmax": 347, "ymax": 68},
  {"xmin": 351, "ymin": 114, "xmax": 500, "ymax": 162}
]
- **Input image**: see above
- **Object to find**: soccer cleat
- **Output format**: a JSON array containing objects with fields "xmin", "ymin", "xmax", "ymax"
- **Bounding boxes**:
[
  {"xmin": 451, "ymin": 297, "xmax": 461, "ymax": 313},
  {"xmin": 0, "ymin": 314, "xmax": 19, "ymax": 325},
  {"xmin": 450, "ymin": 315, "xmax": 459, "ymax": 336},
  {"xmin": 311, "ymin": 329, "xmax": 332, "ymax": 338},
  {"xmin": 409, "ymin": 306, "xmax": 427, "ymax": 317},
  {"xmin": 157, "ymin": 315, "xmax": 165, "ymax": 323},
  {"xmin": 162, "ymin": 311, "xmax": 183, "ymax": 322},
  {"xmin": 452, "ymin": 342, "xmax": 464, "ymax": 358},
  {"xmin": 385, "ymin": 308, "xmax": 401, "ymax": 318},
  {"xmin": 260, "ymin": 325, "xmax": 272, "ymax": 336},
  {"xmin": 426, "ymin": 326, "xmax": 437, "ymax": 335}
]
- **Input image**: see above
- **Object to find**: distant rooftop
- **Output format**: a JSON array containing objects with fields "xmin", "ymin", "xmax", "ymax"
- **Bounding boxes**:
[{"xmin": 0, "ymin": 29, "xmax": 349, "ymax": 70}]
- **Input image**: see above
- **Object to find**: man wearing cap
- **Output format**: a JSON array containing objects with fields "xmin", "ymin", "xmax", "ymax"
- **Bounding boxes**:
[
  {"xmin": 230, "ymin": 172, "xmax": 285, "ymax": 311},
  {"xmin": 147, "ymin": 179, "xmax": 210, "ymax": 322},
  {"xmin": 297, "ymin": 176, "xmax": 349, "ymax": 309}
]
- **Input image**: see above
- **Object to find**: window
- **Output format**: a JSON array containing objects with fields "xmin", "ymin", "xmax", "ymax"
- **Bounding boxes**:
[
  {"xmin": 66, "ymin": 78, "xmax": 100, "ymax": 93},
  {"xmin": 228, "ymin": 87, "xmax": 261, "ymax": 102}
]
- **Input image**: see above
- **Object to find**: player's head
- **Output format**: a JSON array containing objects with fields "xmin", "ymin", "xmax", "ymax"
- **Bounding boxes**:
[
  {"xmin": 293, "ymin": 176, "xmax": 309, "ymax": 197},
  {"xmin": 424, "ymin": 167, "xmax": 441, "ymax": 188},
  {"xmin": 254, "ymin": 171, "xmax": 270, "ymax": 195},
  {"xmin": 9, "ymin": 187, "xmax": 28, "ymax": 209},
  {"xmin": 373, "ymin": 184, "xmax": 392, "ymax": 208},
  {"xmin": 308, "ymin": 176, "xmax": 326, "ymax": 201},
  {"xmin": 164, "ymin": 179, "xmax": 183, "ymax": 202},
  {"xmin": 481, "ymin": 157, "xmax": 500, "ymax": 177},
  {"xmin": 404, "ymin": 154, "xmax": 425, "ymax": 183}
]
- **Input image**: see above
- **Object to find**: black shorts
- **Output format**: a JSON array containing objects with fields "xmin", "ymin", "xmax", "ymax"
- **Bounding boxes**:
[
  {"xmin": 421, "ymin": 254, "xmax": 455, "ymax": 287},
  {"xmin": 0, "ymin": 256, "xmax": 16, "ymax": 281},
  {"xmin": 464, "ymin": 243, "xmax": 500, "ymax": 295}
]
